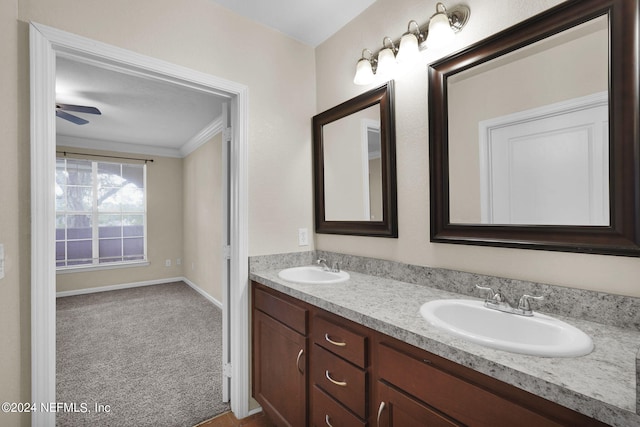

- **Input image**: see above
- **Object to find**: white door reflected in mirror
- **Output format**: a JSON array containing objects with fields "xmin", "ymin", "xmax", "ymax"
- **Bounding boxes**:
[
  {"xmin": 478, "ymin": 92, "xmax": 609, "ymax": 225},
  {"xmin": 447, "ymin": 15, "xmax": 609, "ymax": 226}
]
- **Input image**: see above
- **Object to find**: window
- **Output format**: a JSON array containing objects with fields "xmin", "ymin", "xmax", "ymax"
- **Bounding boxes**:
[{"xmin": 55, "ymin": 157, "xmax": 147, "ymax": 269}]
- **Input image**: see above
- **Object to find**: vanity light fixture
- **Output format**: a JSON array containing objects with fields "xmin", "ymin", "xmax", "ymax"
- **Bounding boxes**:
[
  {"xmin": 396, "ymin": 20, "xmax": 423, "ymax": 63},
  {"xmin": 376, "ymin": 37, "xmax": 399, "ymax": 80},
  {"xmin": 353, "ymin": 49, "xmax": 376, "ymax": 85},
  {"xmin": 353, "ymin": 2, "xmax": 470, "ymax": 85},
  {"xmin": 426, "ymin": 2, "xmax": 457, "ymax": 49}
]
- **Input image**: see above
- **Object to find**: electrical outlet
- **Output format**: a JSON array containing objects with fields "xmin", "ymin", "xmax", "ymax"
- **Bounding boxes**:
[
  {"xmin": 165, "ymin": 259, "xmax": 171, "ymax": 267},
  {"xmin": 176, "ymin": 258, "xmax": 182, "ymax": 266},
  {"xmin": 298, "ymin": 228, "xmax": 309, "ymax": 246}
]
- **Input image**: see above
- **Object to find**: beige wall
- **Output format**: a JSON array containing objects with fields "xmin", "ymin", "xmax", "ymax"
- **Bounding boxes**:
[
  {"xmin": 18, "ymin": 0, "xmax": 316, "ymax": 257},
  {"xmin": 183, "ymin": 135, "xmax": 224, "ymax": 302},
  {"xmin": 55, "ymin": 147, "xmax": 184, "ymax": 292},
  {"xmin": 57, "ymin": 135, "xmax": 225, "ymax": 301},
  {"xmin": 3, "ymin": 0, "xmax": 316, "ymax": 424},
  {"xmin": 315, "ymin": 0, "xmax": 640, "ymax": 298},
  {"xmin": 1, "ymin": 0, "xmax": 29, "ymax": 424}
]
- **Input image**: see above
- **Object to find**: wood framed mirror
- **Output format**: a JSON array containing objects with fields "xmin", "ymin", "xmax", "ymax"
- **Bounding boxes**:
[
  {"xmin": 428, "ymin": 0, "xmax": 639, "ymax": 256},
  {"xmin": 313, "ymin": 82, "xmax": 398, "ymax": 237}
]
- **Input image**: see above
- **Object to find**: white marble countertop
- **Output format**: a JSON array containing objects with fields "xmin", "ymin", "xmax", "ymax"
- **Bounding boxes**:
[{"xmin": 251, "ymin": 268, "xmax": 640, "ymax": 427}]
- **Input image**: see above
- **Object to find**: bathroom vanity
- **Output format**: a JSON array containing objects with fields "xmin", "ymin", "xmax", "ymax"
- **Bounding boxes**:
[{"xmin": 251, "ymin": 264, "xmax": 640, "ymax": 427}]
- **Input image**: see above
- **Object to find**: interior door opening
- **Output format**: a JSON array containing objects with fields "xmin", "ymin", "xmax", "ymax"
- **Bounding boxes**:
[{"xmin": 31, "ymin": 22, "xmax": 250, "ymax": 427}]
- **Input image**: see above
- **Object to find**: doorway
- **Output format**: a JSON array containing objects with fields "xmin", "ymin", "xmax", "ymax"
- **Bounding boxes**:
[{"xmin": 30, "ymin": 22, "xmax": 250, "ymax": 426}]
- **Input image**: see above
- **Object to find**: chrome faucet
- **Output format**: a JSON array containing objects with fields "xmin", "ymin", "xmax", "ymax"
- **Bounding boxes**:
[
  {"xmin": 517, "ymin": 294, "xmax": 544, "ymax": 315},
  {"xmin": 475, "ymin": 284, "xmax": 543, "ymax": 317},
  {"xmin": 316, "ymin": 258, "xmax": 341, "ymax": 273},
  {"xmin": 316, "ymin": 258, "xmax": 330, "ymax": 271}
]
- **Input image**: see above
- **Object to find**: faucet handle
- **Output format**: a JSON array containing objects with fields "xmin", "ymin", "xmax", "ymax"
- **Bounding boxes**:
[
  {"xmin": 475, "ymin": 284, "xmax": 497, "ymax": 301},
  {"xmin": 518, "ymin": 294, "xmax": 544, "ymax": 311},
  {"xmin": 331, "ymin": 261, "xmax": 341, "ymax": 272}
]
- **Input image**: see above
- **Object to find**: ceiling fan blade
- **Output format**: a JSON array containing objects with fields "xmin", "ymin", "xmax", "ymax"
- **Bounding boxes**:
[
  {"xmin": 56, "ymin": 103, "xmax": 102, "ymax": 115},
  {"xmin": 56, "ymin": 110, "xmax": 89, "ymax": 125}
]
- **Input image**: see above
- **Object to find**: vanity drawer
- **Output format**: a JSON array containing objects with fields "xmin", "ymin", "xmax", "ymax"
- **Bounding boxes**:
[
  {"xmin": 312, "ymin": 344, "xmax": 367, "ymax": 419},
  {"xmin": 253, "ymin": 285, "xmax": 307, "ymax": 335},
  {"xmin": 313, "ymin": 315, "xmax": 367, "ymax": 368},
  {"xmin": 312, "ymin": 385, "xmax": 367, "ymax": 427},
  {"xmin": 377, "ymin": 342, "xmax": 564, "ymax": 427}
]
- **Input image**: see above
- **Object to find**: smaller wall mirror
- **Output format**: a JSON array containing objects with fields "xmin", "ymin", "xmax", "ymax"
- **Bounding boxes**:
[{"xmin": 313, "ymin": 82, "xmax": 398, "ymax": 237}]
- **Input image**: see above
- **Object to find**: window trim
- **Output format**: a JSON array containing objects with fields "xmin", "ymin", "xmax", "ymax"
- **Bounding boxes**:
[{"xmin": 56, "ymin": 260, "xmax": 150, "ymax": 274}]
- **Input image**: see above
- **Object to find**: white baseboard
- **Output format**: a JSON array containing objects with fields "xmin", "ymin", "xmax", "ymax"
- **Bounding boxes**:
[
  {"xmin": 246, "ymin": 407, "xmax": 263, "ymax": 417},
  {"xmin": 56, "ymin": 277, "xmax": 184, "ymax": 298},
  {"xmin": 182, "ymin": 277, "xmax": 223, "ymax": 309},
  {"xmin": 56, "ymin": 276, "xmax": 222, "ymax": 309}
]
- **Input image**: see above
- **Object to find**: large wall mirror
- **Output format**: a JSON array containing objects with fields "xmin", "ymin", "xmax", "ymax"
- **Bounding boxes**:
[
  {"xmin": 429, "ymin": 0, "xmax": 640, "ymax": 255},
  {"xmin": 313, "ymin": 82, "xmax": 398, "ymax": 237}
]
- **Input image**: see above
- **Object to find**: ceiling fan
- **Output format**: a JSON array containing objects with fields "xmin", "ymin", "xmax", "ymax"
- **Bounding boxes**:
[{"xmin": 56, "ymin": 103, "xmax": 101, "ymax": 125}]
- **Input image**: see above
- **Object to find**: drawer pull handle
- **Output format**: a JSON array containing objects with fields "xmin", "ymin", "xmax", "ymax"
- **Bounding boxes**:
[
  {"xmin": 325, "ymin": 414, "xmax": 334, "ymax": 427},
  {"xmin": 377, "ymin": 401, "xmax": 386, "ymax": 427},
  {"xmin": 325, "ymin": 370, "xmax": 347, "ymax": 387},
  {"xmin": 325, "ymin": 333, "xmax": 347, "ymax": 347},
  {"xmin": 296, "ymin": 349, "xmax": 304, "ymax": 374}
]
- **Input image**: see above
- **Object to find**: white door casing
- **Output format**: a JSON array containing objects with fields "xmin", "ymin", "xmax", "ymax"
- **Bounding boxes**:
[
  {"xmin": 478, "ymin": 91, "xmax": 609, "ymax": 225},
  {"xmin": 30, "ymin": 22, "xmax": 250, "ymax": 426}
]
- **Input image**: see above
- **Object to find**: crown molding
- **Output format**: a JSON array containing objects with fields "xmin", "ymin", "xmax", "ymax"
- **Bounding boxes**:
[
  {"xmin": 180, "ymin": 114, "xmax": 224, "ymax": 157},
  {"xmin": 56, "ymin": 134, "xmax": 183, "ymax": 158}
]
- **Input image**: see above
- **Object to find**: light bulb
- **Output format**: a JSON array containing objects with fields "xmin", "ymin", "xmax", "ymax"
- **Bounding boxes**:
[
  {"xmin": 376, "ymin": 47, "xmax": 397, "ymax": 80},
  {"xmin": 353, "ymin": 58, "xmax": 374, "ymax": 85},
  {"xmin": 426, "ymin": 12, "xmax": 455, "ymax": 50},
  {"xmin": 397, "ymin": 32, "xmax": 420, "ymax": 63}
]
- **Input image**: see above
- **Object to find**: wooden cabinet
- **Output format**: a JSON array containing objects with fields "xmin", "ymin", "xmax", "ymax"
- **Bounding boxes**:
[
  {"xmin": 375, "ymin": 380, "xmax": 462, "ymax": 427},
  {"xmin": 374, "ymin": 337, "xmax": 607, "ymax": 427},
  {"xmin": 252, "ymin": 285, "xmax": 308, "ymax": 427},
  {"xmin": 252, "ymin": 282, "xmax": 607, "ymax": 427},
  {"xmin": 311, "ymin": 385, "xmax": 366, "ymax": 427},
  {"xmin": 310, "ymin": 314, "xmax": 370, "ymax": 425}
]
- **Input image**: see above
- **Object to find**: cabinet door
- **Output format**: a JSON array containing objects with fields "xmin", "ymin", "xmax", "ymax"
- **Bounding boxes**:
[
  {"xmin": 375, "ymin": 381, "xmax": 462, "ymax": 427},
  {"xmin": 253, "ymin": 309, "xmax": 307, "ymax": 427}
]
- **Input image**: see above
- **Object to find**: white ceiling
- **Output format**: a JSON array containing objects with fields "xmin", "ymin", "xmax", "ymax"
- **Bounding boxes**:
[
  {"xmin": 210, "ymin": 0, "xmax": 377, "ymax": 47},
  {"xmin": 56, "ymin": 57, "xmax": 227, "ymax": 158},
  {"xmin": 56, "ymin": 2, "xmax": 376, "ymax": 157}
]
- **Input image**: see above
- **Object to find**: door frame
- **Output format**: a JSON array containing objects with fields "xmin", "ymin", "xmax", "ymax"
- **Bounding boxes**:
[{"xmin": 30, "ymin": 22, "xmax": 250, "ymax": 426}]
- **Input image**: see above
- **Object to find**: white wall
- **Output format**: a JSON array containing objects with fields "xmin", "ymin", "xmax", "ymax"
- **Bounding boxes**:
[{"xmin": 315, "ymin": 0, "xmax": 640, "ymax": 298}]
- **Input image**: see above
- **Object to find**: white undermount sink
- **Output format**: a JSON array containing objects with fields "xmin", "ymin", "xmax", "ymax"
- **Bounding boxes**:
[
  {"xmin": 278, "ymin": 266, "xmax": 350, "ymax": 284},
  {"xmin": 420, "ymin": 299, "xmax": 594, "ymax": 357}
]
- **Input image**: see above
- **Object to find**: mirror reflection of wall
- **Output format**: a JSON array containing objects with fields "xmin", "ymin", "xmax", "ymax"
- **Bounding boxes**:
[
  {"xmin": 447, "ymin": 15, "xmax": 608, "ymax": 226},
  {"xmin": 323, "ymin": 104, "xmax": 383, "ymax": 221},
  {"xmin": 367, "ymin": 127, "xmax": 383, "ymax": 220}
]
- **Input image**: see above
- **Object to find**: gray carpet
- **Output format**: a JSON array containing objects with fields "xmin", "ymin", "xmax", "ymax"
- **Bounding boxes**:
[{"xmin": 56, "ymin": 282, "xmax": 230, "ymax": 427}]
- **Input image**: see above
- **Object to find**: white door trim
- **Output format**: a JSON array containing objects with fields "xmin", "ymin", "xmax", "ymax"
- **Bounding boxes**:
[
  {"xmin": 29, "ymin": 22, "xmax": 250, "ymax": 426},
  {"xmin": 478, "ymin": 91, "xmax": 608, "ymax": 224}
]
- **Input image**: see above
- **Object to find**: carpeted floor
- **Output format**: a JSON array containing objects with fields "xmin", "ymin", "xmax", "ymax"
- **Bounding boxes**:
[{"xmin": 56, "ymin": 282, "xmax": 230, "ymax": 427}]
